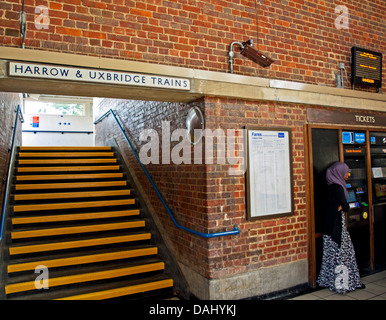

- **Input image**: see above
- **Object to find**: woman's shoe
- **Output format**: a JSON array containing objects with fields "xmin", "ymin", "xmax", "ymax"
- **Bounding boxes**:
[{"xmin": 358, "ymin": 283, "xmax": 366, "ymax": 289}]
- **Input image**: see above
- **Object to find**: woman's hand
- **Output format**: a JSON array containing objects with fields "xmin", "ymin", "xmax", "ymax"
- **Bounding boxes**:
[{"xmin": 338, "ymin": 205, "xmax": 342, "ymax": 212}]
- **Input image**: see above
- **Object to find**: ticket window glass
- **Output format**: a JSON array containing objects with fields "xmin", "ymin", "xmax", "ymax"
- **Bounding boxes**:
[
  {"xmin": 370, "ymin": 132, "xmax": 386, "ymax": 268},
  {"xmin": 343, "ymin": 131, "xmax": 370, "ymax": 272}
]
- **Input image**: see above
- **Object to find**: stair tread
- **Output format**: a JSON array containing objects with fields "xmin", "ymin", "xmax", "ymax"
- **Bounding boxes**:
[
  {"xmin": 57, "ymin": 278, "xmax": 174, "ymax": 300},
  {"xmin": 16, "ymin": 173, "xmax": 124, "ymax": 181},
  {"xmin": 16, "ymin": 172, "xmax": 124, "ymax": 181},
  {"xmin": 2, "ymin": 145, "xmax": 173, "ymax": 300},
  {"xmin": 8, "ymin": 257, "xmax": 162, "ymax": 283},
  {"xmin": 18, "ymin": 159, "xmax": 117, "ymax": 165},
  {"xmin": 19, "ymin": 152, "xmax": 114, "ymax": 158},
  {"xmin": 15, "ymin": 181, "xmax": 127, "ymax": 190},
  {"xmin": 8, "ymin": 274, "xmax": 173, "ymax": 300},
  {"xmin": 8, "ymin": 245, "xmax": 158, "ymax": 273},
  {"xmin": 6, "ymin": 260, "xmax": 165, "ymax": 294},
  {"xmin": 20, "ymin": 147, "xmax": 112, "ymax": 151},
  {"xmin": 14, "ymin": 189, "xmax": 131, "ymax": 201},
  {"xmin": 12, "ymin": 209, "xmax": 140, "ymax": 225},
  {"xmin": 13, "ymin": 198, "xmax": 135, "ymax": 212},
  {"xmin": 11, "ymin": 220, "xmax": 145, "ymax": 239},
  {"xmin": 9, "ymin": 232, "xmax": 152, "ymax": 255},
  {"xmin": 17, "ymin": 165, "xmax": 120, "ymax": 172}
]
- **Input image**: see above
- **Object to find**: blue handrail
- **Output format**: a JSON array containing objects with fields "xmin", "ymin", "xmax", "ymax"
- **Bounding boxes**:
[
  {"xmin": 94, "ymin": 109, "xmax": 240, "ymax": 239},
  {"xmin": 0, "ymin": 105, "xmax": 24, "ymax": 242}
]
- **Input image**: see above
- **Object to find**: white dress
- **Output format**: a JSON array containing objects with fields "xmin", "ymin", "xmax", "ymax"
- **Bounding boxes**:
[{"xmin": 317, "ymin": 213, "xmax": 362, "ymax": 294}]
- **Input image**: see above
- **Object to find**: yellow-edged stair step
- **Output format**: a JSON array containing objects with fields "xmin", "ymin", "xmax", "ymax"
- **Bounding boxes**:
[
  {"xmin": 8, "ymin": 247, "xmax": 158, "ymax": 273},
  {"xmin": 18, "ymin": 159, "xmax": 117, "ymax": 165},
  {"xmin": 16, "ymin": 181, "xmax": 127, "ymax": 191},
  {"xmin": 19, "ymin": 147, "xmax": 112, "ymax": 151},
  {"xmin": 57, "ymin": 279, "xmax": 174, "ymax": 300},
  {"xmin": 12, "ymin": 209, "xmax": 139, "ymax": 225},
  {"xmin": 16, "ymin": 173, "xmax": 124, "ymax": 181},
  {"xmin": 9, "ymin": 233, "xmax": 152, "ymax": 255},
  {"xmin": 11, "ymin": 221, "xmax": 145, "ymax": 239},
  {"xmin": 17, "ymin": 165, "xmax": 120, "ymax": 173},
  {"xmin": 14, "ymin": 189, "xmax": 131, "ymax": 201},
  {"xmin": 13, "ymin": 199, "xmax": 135, "ymax": 212},
  {"xmin": 19, "ymin": 152, "xmax": 114, "ymax": 158},
  {"xmin": 6, "ymin": 262, "xmax": 165, "ymax": 294}
]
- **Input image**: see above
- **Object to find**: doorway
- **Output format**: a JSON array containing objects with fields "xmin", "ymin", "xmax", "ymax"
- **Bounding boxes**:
[
  {"xmin": 21, "ymin": 94, "xmax": 94, "ymax": 147},
  {"xmin": 307, "ymin": 125, "xmax": 386, "ymax": 287}
]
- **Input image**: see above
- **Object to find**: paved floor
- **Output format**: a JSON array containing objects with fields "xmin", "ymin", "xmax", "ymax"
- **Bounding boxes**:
[{"xmin": 290, "ymin": 270, "xmax": 386, "ymax": 300}]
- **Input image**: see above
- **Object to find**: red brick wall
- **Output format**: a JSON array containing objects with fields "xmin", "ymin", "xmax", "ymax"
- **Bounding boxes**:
[
  {"xmin": 95, "ymin": 97, "xmax": 308, "ymax": 279},
  {"xmin": 1, "ymin": 0, "xmax": 385, "ymax": 91},
  {"xmin": 0, "ymin": 92, "xmax": 22, "ymax": 213},
  {"xmin": 203, "ymin": 97, "xmax": 308, "ymax": 278}
]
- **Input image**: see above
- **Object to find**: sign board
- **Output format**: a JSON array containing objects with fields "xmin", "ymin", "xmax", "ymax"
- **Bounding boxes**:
[
  {"xmin": 246, "ymin": 127, "xmax": 294, "ymax": 220},
  {"xmin": 8, "ymin": 62, "xmax": 191, "ymax": 91},
  {"xmin": 307, "ymin": 109, "xmax": 386, "ymax": 127},
  {"xmin": 351, "ymin": 47, "xmax": 382, "ymax": 88}
]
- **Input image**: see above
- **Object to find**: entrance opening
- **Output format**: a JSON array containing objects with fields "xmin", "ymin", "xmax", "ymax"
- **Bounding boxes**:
[
  {"xmin": 308, "ymin": 125, "xmax": 386, "ymax": 286},
  {"xmin": 22, "ymin": 94, "xmax": 94, "ymax": 146}
]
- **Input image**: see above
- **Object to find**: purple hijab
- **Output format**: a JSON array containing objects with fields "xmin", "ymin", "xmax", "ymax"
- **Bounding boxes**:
[{"xmin": 326, "ymin": 162, "xmax": 349, "ymax": 199}]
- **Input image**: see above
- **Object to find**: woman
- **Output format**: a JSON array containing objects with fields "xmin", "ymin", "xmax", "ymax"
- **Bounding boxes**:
[{"xmin": 317, "ymin": 162, "xmax": 364, "ymax": 294}]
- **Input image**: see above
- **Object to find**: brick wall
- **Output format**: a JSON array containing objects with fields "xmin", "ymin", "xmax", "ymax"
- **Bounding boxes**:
[
  {"xmin": 0, "ymin": 92, "xmax": 22, "ymax": 213},
  {"xmin": 0, "ymin": 0, "xmax": 385, "ymax": 92},
  {"xmin": 203, "ymin": 97, "xmax": 308, "ymax": 278},
  {"xmin": 95, "ymin": 97, "xmax": 308, "ymax": 279}
]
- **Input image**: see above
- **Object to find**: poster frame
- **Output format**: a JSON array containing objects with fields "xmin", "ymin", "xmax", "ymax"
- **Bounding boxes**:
[{"xmin": 245, "ymin": 126, "xmax": 294, "ymax": 220}]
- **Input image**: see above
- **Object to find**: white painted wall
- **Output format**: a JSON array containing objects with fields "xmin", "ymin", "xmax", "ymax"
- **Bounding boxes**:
[{"xmin": 22, "ymin": 96, "xmax": 94, "ymax": 146}]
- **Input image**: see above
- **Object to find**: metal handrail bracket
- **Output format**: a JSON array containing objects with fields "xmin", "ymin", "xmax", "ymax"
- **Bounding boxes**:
[{"xmin": 94, "ymin": 109, "xmax": 240, "ymax": 239}]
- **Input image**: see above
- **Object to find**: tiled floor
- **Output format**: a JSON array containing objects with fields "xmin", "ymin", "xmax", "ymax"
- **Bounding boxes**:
[{"xmin": 290, "ymin": 270, "xmax": 386, "ymax": 300}]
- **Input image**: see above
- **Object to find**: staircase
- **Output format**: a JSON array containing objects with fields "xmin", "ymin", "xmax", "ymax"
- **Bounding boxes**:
[{"xmin": 1, "ymin": 146, "xmax": 174, "ymax": 300}]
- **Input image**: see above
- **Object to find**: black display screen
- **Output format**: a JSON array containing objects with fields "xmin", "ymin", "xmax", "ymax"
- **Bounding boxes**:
[{"xmin": 351, "ymin": 47, "xmax": 382, "ymax": 88}]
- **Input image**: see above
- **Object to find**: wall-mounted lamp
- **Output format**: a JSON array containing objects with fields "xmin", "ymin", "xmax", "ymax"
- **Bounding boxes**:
[{"xmin": 228, "ymin": 39, "xmax": 274, "ymax": 73}]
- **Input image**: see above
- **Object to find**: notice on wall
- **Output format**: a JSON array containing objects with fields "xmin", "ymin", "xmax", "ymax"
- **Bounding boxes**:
[{"xmin": 246, "ymin": 127, "xmax": 293, "ymax": 220}]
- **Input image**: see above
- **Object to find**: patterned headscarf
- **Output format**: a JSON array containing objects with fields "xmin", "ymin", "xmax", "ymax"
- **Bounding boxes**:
[{"xmin": 326, "ymin": 162, "xmax": 349, "ymax": 199}]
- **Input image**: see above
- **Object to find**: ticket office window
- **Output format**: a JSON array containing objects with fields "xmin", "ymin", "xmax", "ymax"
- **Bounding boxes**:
[{"xmin": 310, "ymin": 126, "xmax": 386, "ymax": 283}]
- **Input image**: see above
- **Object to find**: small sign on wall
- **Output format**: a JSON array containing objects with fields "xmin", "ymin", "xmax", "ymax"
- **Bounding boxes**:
[{"xmin": 31, "ymin": 116, "xmax": 39, "ymax": 128}]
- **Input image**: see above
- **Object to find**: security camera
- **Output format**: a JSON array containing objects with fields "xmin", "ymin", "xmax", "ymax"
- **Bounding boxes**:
[
  {"xmin": 228, "ymin": 39, "xmax": 274, "ymax": 73},
  {"xmin": 240, "ymin": 40, "xmax": 274, "ymax": 68}
]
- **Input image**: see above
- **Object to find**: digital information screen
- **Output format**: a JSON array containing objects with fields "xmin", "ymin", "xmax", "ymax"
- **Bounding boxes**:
[{"xmin": 351, "ymin": 47, "xmax": 382, "ymax": 88}]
